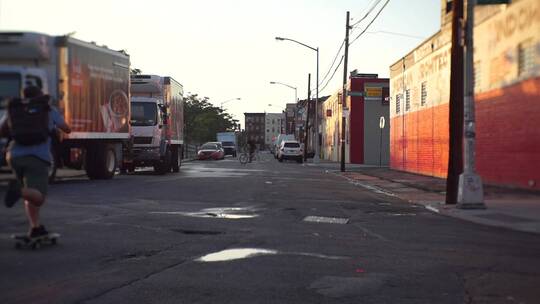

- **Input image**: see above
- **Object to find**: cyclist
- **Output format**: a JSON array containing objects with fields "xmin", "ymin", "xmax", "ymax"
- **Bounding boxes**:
[{"xmin": 247, "ymin": 139, "xmax": 256, "ymax": 162}]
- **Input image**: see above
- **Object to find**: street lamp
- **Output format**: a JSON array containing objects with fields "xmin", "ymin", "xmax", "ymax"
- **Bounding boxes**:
[
  {"xmin": 220, "ymin": 97, "xmax": 241, "ymax": 109},
  {"xmin": 269, "ymin": 81, "xmax": 297, "ymax": 103},
  {"xmin": 275, "ymin": 36, "xmax": 320, "ymax": 163}
]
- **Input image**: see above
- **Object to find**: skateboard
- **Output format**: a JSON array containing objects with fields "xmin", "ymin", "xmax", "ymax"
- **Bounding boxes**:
[{"xmin": 11, "ymin": 233, "xmax": 60, "ymax": 250}]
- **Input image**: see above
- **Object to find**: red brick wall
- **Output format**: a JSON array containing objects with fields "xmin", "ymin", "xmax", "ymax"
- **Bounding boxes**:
[
  {"xmin": 390, "ymin": 103, "xmax": 449, "ymax": 178},
  {"xmin": 390, "ymin": 76, "xmax": 540, "ymax": 190},
  {"xmin": 476, "ymin": 77, "xmax": 540, "ymax": 189}
]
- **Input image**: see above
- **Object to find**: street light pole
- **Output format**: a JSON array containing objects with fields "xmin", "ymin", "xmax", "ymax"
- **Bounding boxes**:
[
  {"xmin": 220, "ymin": 97, "xmax": 241, "ymax": 109},
  {"xmin": 457, "ymin": 0, "xmax": 485, "ymax": 209},
  {"xmin": 275, "ymin": 36, "xmax": 320, "ymax": 163},
  {"xmin": 269, "ymin": 81, "xmax": 297, "ymax": 103}
]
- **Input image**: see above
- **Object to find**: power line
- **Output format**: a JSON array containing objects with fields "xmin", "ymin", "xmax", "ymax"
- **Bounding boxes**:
[
  {"xmin": 318, "ymin": 55, "xmax": 344, "ymax": 94},
  {"xmin": 349, "ymin": 0, "xmax": 391, "ymax": 46},
  {"xmin": 350, "ymin": 0, "xmax": 382, "ymax": 28},
  {"xmin": 366, "ymin": 30, "xmax": 425, "ymax": 40},
  {"xmin": 318, "ymin": 40, "xmax": 345, "ymax": 87}
]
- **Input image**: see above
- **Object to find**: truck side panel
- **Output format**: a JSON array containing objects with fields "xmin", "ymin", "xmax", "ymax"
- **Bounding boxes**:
[
  {"xmin": 63, "ymin": 39, "xmax": 130, "ymax": 139},
  {"xmin": 164, "ymin": 77, "xmax": 183, "ymax": 144}
]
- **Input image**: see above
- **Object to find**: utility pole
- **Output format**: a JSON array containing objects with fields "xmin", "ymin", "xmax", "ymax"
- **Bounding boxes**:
[
  {"xmin": 446, "ymin": 0, "xmax": 464, "ymax": 204},
  {"xmin": 340, "ymin": 11, "xmax": 350, "ymax": 172},
  {"xmin": 457, "ymin": 0, "xmax": 485, "ymax": 208},
  {"xmin": 304, "ymin": 73, "xmax": 311, "ymax": 161}
]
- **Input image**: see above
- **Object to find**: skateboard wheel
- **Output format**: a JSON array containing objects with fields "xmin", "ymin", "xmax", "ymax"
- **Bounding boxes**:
[
  {"xmin": 15, "ymin": 242, "xmax": 21, "ymax": 249},
  {"xmin": 51, "ymin": 238, "xmax": 57, "ymax": 245}
]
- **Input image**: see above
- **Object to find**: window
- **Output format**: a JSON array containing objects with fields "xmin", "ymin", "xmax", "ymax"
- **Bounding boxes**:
[
  {"xmin": 272, "ymin": 119, "xmax": 275, "ymax": 124},
  {"xmin": 446, "ymin": 0, "xmax": 453, "ymax": 13},
  {"xmin": 396, "ymin": 94, "xmax": 401, "ymax": 114},
  {"xmin": 421, "ymin": 82, "xmax": 427, "ymax": 106},
  {"xmin": 405, "ymin": 89, "xmax": 411, "ymax": 111},
  {"xmin": 518, "ymin": 39, "xmax": 535, "ymax": 77}
]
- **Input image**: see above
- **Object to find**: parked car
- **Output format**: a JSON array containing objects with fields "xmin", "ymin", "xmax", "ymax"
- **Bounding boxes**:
[
  {"xmin": 277, "ymin": 140, "xmax": 303, "ymax": 163},
  {"xmin": 197, "ymin": 143, "xmax": 225, "ymax": 160}
]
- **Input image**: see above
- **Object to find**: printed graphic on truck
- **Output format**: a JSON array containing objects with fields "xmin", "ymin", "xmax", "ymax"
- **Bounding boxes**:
[{"xmin": 66, "ymin": 42, "xmax": 130, "ymax": 136}]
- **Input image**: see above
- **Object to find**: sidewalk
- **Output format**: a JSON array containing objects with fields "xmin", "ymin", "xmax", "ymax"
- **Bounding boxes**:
[{"xmin": 307, "ymin": 161, "xmax": 540, "ymax": 234}]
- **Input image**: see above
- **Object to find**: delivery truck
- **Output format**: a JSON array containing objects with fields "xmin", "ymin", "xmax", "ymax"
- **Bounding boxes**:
[
  {"xmin": 216, "ymin": 132, "xmax": 237, "ymax": 157},
  {"xmin": 123, "ymin": 74, "xmax": 183, "ymax": 174},
  {"xmin": 0, "ymin": 31, "xmax": 131, "ymax": 180}
]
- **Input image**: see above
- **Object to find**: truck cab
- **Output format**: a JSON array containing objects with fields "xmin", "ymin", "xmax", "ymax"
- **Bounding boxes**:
[{"xmin": 126, "ymin": 74, "xmax": 183, "ymax": 174}]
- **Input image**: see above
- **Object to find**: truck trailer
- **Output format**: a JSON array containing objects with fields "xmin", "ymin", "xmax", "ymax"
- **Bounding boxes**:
[
  {"xmin": 0, "ymin": 32, "xmax": 131, "ymax": 180},
  {"xmin": 125, "ymin": 74, "xmax": 184, "ymax": 174}
]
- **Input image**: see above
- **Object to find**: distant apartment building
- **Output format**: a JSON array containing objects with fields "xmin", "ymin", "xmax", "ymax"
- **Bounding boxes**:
[
  {"xmin": 389, "ymin": 0, "xmax": 540, "ymax": 190},
  {"xmin": 321, "ymin": 73, "xmax": 389, "ymax": 165},
  {"xmin": 284, "ymin": 103, "xmax": 297, "ymax": 135},
  {"xmin": 265, "ymin": 112, "xmax": 285, "ymax": 147},
  {"xmin": 244, "ymin": 113, "xmax": 266, "ymax": 149}
]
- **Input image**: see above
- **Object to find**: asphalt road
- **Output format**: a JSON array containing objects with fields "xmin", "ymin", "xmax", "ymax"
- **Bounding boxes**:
[{"xmin": 1, "ymin": 152, "xmax": 539, "ymax": 304}]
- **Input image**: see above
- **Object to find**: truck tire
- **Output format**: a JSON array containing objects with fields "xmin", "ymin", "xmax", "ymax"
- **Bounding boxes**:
[
  {"xmin": 171, "ymin": 146, "xmax": 181, "ymax": 173},
  {"xmin": 154, "ymin": 148, "xmax": 171, "ymax": 175},
  {"xmin": 86, "ymin": 143, "xmax": 117, "ymax": 180}
]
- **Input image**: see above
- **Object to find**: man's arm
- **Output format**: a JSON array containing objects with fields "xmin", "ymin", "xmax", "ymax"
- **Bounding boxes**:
[{"xmin": 51, "ymin": 109, "xmax": 71, "ymax": 134}]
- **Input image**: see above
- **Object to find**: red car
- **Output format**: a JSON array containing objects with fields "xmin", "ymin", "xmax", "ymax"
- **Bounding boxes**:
[{"xmin": 197, "ymin": 143, "xmax": 225, "ymax": 160}]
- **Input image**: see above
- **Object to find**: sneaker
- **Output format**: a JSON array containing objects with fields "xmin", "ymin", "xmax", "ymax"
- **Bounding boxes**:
[
  {"xmin": 29, "ymin": 225, "xmax": 49, "ymax": 238},
  {"xmin": 5, "ymin": 180, "xmax": 22, "ymax": 208}
]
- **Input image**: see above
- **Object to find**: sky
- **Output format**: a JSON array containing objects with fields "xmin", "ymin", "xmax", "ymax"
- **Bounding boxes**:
[{"xmin": 0, "ymin": 0, "xmax": 441, "ymax": 127}]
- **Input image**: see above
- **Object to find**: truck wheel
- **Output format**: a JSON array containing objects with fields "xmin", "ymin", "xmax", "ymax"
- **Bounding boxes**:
[
  {"xmin": 86, "ymin": 144, "xmax": 117, "ymax": 179},
  {"xmin": 154, "ymin": 148, "xmax": 171, "ymax": 175},
  {"xmin": 171, "ymin": 146, "xmax": 180, "ymax": 173}
]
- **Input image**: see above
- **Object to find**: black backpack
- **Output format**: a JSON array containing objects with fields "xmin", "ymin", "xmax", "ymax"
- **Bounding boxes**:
[{"xmin": 7, "ymin": 95, "xmax": 50, "ymax": 146}]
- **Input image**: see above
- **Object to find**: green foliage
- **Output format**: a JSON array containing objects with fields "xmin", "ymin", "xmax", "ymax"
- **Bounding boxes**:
[{"xmin": 184, "ymin": 93, "xmax": 238, "ymax": 144}]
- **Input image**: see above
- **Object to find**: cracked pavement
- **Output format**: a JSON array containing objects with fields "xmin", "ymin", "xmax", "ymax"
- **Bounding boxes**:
[{"xmin": 1, "ymin": 153, "xmax": 540, "ymax": 303}]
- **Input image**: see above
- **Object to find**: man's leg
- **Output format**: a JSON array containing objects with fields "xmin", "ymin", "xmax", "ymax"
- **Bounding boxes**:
[{"xmin": 21, "ymin": 157, "xmax": 49, "ymax": 234}]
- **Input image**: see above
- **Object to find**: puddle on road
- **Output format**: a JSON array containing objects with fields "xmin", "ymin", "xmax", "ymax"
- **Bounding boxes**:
[
  {"xmin": 195, "ymin": 248, "xmax": 349, "ymax": 263},
  {"xmin": 151, "ymin": 206, "xmax": 259, "ymax": 219},
  {"xmin": 196, "ymin": 248, "xmax": 278, "ymax": 262}
]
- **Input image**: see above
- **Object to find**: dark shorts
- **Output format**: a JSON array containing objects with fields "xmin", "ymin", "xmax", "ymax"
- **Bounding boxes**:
[{"xmin": 9, "ymin": 156, "xmax": 50, "ymax": 195}]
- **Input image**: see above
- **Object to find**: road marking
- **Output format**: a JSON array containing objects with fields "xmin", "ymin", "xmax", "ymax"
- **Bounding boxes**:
[{"xmin": 303, "ymin": 216, "xmax": 349, "ymax": 224}]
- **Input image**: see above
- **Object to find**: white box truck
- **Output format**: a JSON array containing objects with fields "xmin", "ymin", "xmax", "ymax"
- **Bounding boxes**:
[
  {"xmin": 124, "ymin": 75, "xmax": 184, "ymax": 174},
  {"xmin": 216, "ymin": 132, "xmax": 237, "ymax": 157},
  {"xmin": 0, "ymin": 32, "xmax": 131, "ymax": 180}
]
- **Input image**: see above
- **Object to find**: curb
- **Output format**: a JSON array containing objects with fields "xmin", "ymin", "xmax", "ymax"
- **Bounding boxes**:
[{"xmin": 333, "ymin": 170, "xmax": 540, "ymax": 235}]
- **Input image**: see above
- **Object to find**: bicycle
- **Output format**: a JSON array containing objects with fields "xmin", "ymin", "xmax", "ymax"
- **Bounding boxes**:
[{"xmin": 239, "ymin": 148, "xmax": 259, "ymax": 165}]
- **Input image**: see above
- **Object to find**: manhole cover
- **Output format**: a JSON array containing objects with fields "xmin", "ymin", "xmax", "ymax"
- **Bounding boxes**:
[{"xmin": 303, "ymin": 216, "xmax": 349, "ymax": 224}]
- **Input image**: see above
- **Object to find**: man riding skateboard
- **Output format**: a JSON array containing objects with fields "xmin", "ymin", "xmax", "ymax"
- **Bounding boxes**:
[{"xmin": 1, "ymin": 86, "xmax": 71, "ymax": 239}]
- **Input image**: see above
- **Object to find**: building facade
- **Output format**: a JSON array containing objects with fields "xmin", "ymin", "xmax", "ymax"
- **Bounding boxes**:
[
  {"xmin": 244, "ymin": 113, "xmax": 266, "ymax": 149},
  {"xmin": 389, "ymin": 0, "xmax": 540, "ymax": 190},
  {"xmin": 321, "ymin": 73, "xmax": 390, "ymax": 165},
  {"xmin": 265, "ymin": 112, "xmax": 285, "ymax": 148},
  {"xmin": 284, "ymin": 103, "xmax": 297, "ymax": 135}
]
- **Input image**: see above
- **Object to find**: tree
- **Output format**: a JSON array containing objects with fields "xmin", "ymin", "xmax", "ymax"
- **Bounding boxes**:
[{"xmin": 184, "ymin": 93, "xmax": 237, "ymax": 144}]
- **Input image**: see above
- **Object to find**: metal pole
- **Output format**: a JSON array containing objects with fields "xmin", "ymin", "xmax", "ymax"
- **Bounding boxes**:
[
  {"xmin": 340, "ymin": 11, "xmax": 350, "ymax": 172},
  {"xmin": 446, "ymin": 0, "xmax": 464, "ymax": 204},
  {"xmin": 313, "ymin": 48, "xmax": 320, "ymax": 163},
  {"xmin": 304, "ymin": 74, "xmax": 311, "ymax": 161},
  {"xmin": 457, "ymin": 0, "xmax": 485, "ymax": 209}
]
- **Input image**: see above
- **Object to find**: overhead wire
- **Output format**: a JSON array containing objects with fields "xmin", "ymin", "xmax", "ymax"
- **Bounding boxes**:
[
  {"xmin": 313, "ymin": 0, "xmax": 390, "ymax": 96},
  {"xmin": 350, "ymin": 0, "xmax": 382, "ymax": 29},
  {"xmin": 318, "ymin": 39, "xmax": 345, "ymax": 87},
  {"xmin": 349, "ymin": 0, "xmax": 391, "ymax": 46}
]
